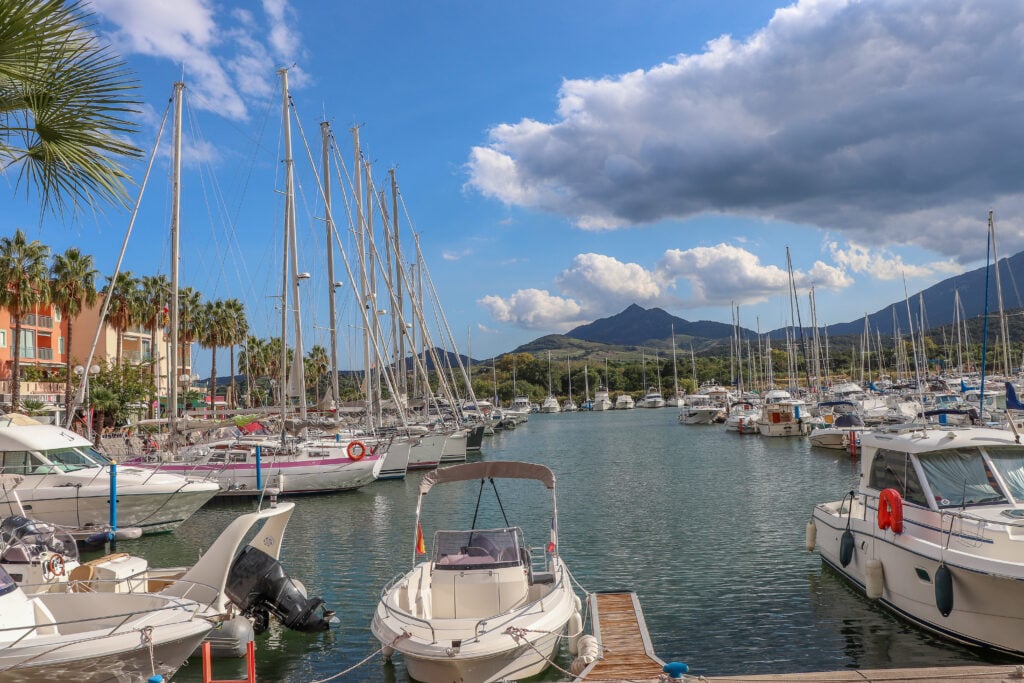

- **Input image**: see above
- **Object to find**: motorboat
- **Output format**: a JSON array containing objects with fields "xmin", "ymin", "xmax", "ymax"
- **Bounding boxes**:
[
  {"xmin": 810, "ymin": 423, "xmax": 1024, "ymax": 655},
  {"xmin": 562, "ymin": 398, "xmax": 578, "ymax": 412},
  {"xmin": 372, "ymin": 461, "xmax": 580, "ymax": 682},
  {"xmin": 678, "ymin": 394, "xmax": 722, "ymax": 425},
  {"xmin": 592, "ymin": 386, "xmax": 613, "ymax": 411},
  {"xmin": 807, "ymin": 401, "xmax": 867, "ymax": 451},
  {"xmin": 614, "ymin": 394, "xmax": 635, "ymax": 410},
  {"xmin": 639, "ymin": 391, "xmax": 666, "ymax": 409},
  {"xmin": 539, "ymin": 395, "xmax": 561, "ymax": 414},
  {"xmin": 756, "ymin": 389, "xmax": 810, "ymax": 437},
  {"xmin": 0, "ymin": 416, "xmax": 219, "ymax": 534},
  {"xmin": 723, "ymin": 401, "xmax": 760, "ymax": 433},
  {"xmin": 126, "ymin": 433, "xmax": 384, "ymax": 496},
  {"xmin": 0, "ymin": 561, "xmax": 212, "ymax": 680},
  {"xmin": 0, "ymin": 501, "xmax": 334, "ymax": 658}
]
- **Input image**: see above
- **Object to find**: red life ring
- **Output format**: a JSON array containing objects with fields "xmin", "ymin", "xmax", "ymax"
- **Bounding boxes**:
[
  {"xmin": 877, "ymin": 488, "xmax": 904, "ymax": 534},
  {"xmin": 46, "ymin": 555, "xmax": 65, "ymax": 577},
  {"xmin": 346, "ymin": 440, "xmax": 367, "ymax": 461}
]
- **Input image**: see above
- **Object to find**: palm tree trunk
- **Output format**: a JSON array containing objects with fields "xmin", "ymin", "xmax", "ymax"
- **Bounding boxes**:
[
  {"xmin": 210, "ymin": 347, "xmax": 217, "ymax": 420},
  {"xmin": 150, "ymin": 325, "xmax": 158, "ymax": 418},
  {"xmin": 64, "ymin": 321, "xmax": 75, "ymax": 419},
  {"xmin": 10, "ymin": 324, "xmax": 21, "ymax": 412}
]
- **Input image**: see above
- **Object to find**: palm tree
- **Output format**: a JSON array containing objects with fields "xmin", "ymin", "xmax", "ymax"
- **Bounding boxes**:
[
  {"xmin": 138, "ymin": 275, "xmax": 170, "ymax": 416},
  {"xmin": 49, "ymin": 248, "xmax": 98, "ymax": 419},
  {"xmin": 0, "ymin": 230, "xmax": 51, "ymax": 412},
  {"xmin": 177, "ymin": 287, "xmax": 203, "ymax": 379},
  {"xmin": 238, "ymin": 335, "xmax": 268, "ymax": 407},
  {"xmin": 222, "ymin": 299, "xmax": 248, "ymax": 409},
  {"xmin": 1, "ymin": 0, "xmax": 141, "ymax": 216},
  {"xmin": 198, "ymin": 300, "xmax": 230, "ymax": 419},
  {"xmin": 102, "ymin": 271, "xmax": 137, "ymax": 366},
  {"xmin": 306, "ymin": 345, "xmax": 330, "ymax": 405}
]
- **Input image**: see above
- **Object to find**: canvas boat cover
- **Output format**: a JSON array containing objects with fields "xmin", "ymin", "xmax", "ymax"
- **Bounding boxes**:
[{"xmin": 419, "ymin": 461, "xmax": 555, "ymax": 494}]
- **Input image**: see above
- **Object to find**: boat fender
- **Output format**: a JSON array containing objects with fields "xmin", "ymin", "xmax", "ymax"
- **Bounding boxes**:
[
  {"xmin": 148, "ymin": 676, "xmax": 164, "ymax": 683},
  {"xmin": 663, "ymin": 662, "xmax": 690, "ymax": 679},
  {"xmin": 877, "ymin": 488, "xmax": 904, "ymax": 534},
  {"xmin": 381, "ymin": 644, "xmax": 394, "ymax": 661},
  {"xmin": 865, "ymin": 558, "xmax": 885, "ymax": 599},
  {"xmin": 805, "ymin": 520, "xmax": 817, "ymax": 551},
  {"xmin": 570, "ymin": 635, "xmax": 600, "ymax": 675},
  {"xmin": 573, "ymin": 594, "xmax": 582, "ymax": 612},
  {"xmin": 839, "ymin": 529, "xmax": 855, "ymax": 568},
  {"xmin": 568, "ymin": 610, "xmax": 583, "ymax": 655},
  {"xmin": 935, "ymin": 563, "xmax": 954, "ymax": 617}
]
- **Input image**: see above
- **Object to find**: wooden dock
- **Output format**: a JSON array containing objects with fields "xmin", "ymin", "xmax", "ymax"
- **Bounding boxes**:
[
  {"xmin": 574, "ymin": 591, "xmax": 666, "ymax": 681},
  {"xmin": 573, "ymin": 591, "xmax": 1024, "ymax": 682}
]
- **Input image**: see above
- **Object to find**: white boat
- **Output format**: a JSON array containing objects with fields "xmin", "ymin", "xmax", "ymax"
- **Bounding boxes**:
[
  {"xmin": 756, "ymin": 389, "xmax": 810, "ymax": 437},
  {"xmin": 128, "ymin": 433, "xmax": 384, "ymax": 496},
  {"xmin": 678, "ymin": 395, "xmax": 720, "ymax": 424},
  {"xmin": 562, "ymin": 398, "xmax": 578, "ymax": 412},
  {"xmin": 0, "ymin": 417, "xmax": 219, "ymax": 534},
  {"xmin": 639, "ymin": 391, "xmax": 666, "ymax": 409},
  {"xmin": 372, "ymin": 461, "xmax": 580, "ymax": 683},
  {"xmin": 592, "ymin": 386, "xmax": 613, "ymax": 411},
  {"xmin": 539, "ymin": 395, "xmax": 561, "ymax": 414},
  {"xmin": 1, "ymin": 501, "xmax": 333, "ymax": 658},
  {"xmin": 0, "ymin": 562, "xmax": 212, "ymax": 680},
  {"xmin": 723, "ymin": 401, "xmax": 760, "ymax": 433},
  {"xmin": 614, "ymin": 394, "xmax": 635, "ymax": 410},
  {"xmin": 811, "ymin": 424, "xmax": 1024, "ymax": 655},
  {"xmin": 807, "ymin": 401, "xmax": 867, "ymax": 451}
]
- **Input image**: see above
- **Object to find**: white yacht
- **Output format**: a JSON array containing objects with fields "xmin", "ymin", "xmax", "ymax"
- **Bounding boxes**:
[
  {"xmin": 678, "ymin": 394, "xmax": 722, "ymax": 425},
  {"xmin": 614, "ymin": 394, "xmax": 635, "ymax": 410},
  {"xmin": 811, "ymin": 424, "xmax": 1024, "ymax": 655},
  {"xmin": 592, "ymin": 386, "xmax": 613, "ymax": 411},
  {"xmin": 756, "ymin": 389, "xmax": 810, "ymax": 437},
  {"xmin": 0, "ymin": 416, "xmax": 219, "ymax": 534},
  {"xmin": 539, "ymin": 395, "xmax": 561, "ymax": 414},
  {"xmin": 639, "ymin": 391, "xmax": 666, "ymax": 409},
  {"xmin": 372, "ymin": 462, "xmax": 579, "ymax": 683}
]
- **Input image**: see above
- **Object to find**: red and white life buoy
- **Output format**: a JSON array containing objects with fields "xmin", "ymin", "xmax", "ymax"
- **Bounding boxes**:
[
  {"xmin": 346, "ymin": 440, "xmax": 367, "ymax": 461},
  {"xmin": 877, "ymin": 488, "xmax": 904, "ymax": 534}
]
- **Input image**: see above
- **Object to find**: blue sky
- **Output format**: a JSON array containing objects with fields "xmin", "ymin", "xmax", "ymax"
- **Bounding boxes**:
[{"xmin": 7, "ymin": 0, "xmax": 1024, "ymax": 375}]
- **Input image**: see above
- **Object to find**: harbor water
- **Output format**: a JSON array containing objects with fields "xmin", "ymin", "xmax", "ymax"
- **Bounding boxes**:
[{"xmin": 118, "ymin": 409, "xmax": 1017, "ymax": 682}]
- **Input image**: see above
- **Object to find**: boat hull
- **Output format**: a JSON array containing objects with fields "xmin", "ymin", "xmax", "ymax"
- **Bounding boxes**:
[{"xmin": 813, "ymin": 501, "xmax": 1024, "ymax": 655}]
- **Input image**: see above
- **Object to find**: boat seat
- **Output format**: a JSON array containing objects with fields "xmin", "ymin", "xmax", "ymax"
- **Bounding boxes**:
[
  {"xmin": 68, "ymin": 564, "xmax": 95, "ymax": 592},
  {"xmin": 530, "ymin": 571, "xmax": 555, "ymax": 585}
]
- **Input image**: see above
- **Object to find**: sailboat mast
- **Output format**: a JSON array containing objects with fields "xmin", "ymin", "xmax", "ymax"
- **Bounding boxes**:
[
  {"xmin": 321, "ymin": 122, "xmax": 340, "ymax": 410},
  {"xmin": 351, "ymin": 127, "xmax": 372, "ymax": 426},
  {"xmin": 168, "ymin": 81, "xmax": 183, "ymax": 438},
  {"xmin": 390, "ymin": 169, "xmax": 406, "ymax": 399},
  {"xmin": 990, "ymin": 211, "xmax": 1011, "ymax": 376},
  {"xmin": 671, "ymin": 324, "xmax": 679, "ymax": 399},
  {"xmin": 280, "ymin": 68, "xmax": 306, "ymax": 426}
]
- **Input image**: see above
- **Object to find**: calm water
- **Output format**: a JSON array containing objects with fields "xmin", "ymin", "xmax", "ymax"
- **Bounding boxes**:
[{"xmin": 115, "ymin": 409, "xmax": 1015, "ymax": 682}]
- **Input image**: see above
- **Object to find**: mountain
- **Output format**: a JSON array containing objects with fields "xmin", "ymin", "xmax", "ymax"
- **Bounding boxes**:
[
  {"xmin": 565, "ymin": 304, "xmax": 737, "ymax": 345},
  {"xmin": 773, "ymin": 250, "xmax": 1024, "ymax": 339}
]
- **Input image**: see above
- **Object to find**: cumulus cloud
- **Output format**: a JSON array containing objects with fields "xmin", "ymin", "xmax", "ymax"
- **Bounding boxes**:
[
  {"xmin": 479, "ymin": 243, "xmax": 859, "ymax": 330},
  {"xmin": 92, "ymin": 0, "xmax": 307, "ymax": 121},
  {"xmin": 477, "ymin": 289, "xmax": 584, "ymax": 331},
  {"xmin": 555, "ymin": 253, "xmax": 663, "ymax": 310},
  {"xmin": 828, "ymin": 242, "xmax": 961, "ymax": 280},
  {"xmin": 465, "ymin": 0, "xmax": 1024, "ymax": 258}
]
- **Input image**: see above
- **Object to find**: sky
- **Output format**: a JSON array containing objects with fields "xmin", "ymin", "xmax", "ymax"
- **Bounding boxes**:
[{"xmin": 7, "ymin": 0, "xmax": 1024, "ymax": 376}]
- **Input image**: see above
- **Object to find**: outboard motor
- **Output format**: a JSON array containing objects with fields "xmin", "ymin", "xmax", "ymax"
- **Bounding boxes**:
[{"xmin": 225, "ymin": 545, "xmax": 334, "ymax": 634}]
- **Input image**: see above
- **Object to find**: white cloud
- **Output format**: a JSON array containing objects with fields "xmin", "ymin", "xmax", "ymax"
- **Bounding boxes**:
[
  {"xmin": 555, "ymin": 253, "xmax": 663, "ymax": 310},
  {"xmin": 92, "ymin": 0, "xmax": 308, "ymax": 121},
  {"xmin": 828, "ymin": 242, "xmax": 960, "ymax": 280},
  {"xmin": 656, "ymin": 243, "xmax": 793, "ymax": 306},
  {"xmin": 465, "ymin": 0, "xmax": 1024, "ymax": 259},
  {"xmin": 442, "ymin": 248, "xmax": 473, "ymax": 262},
  {"xmin": 477, "ymin": 289, "xmax": 584, "ymax": 331}
]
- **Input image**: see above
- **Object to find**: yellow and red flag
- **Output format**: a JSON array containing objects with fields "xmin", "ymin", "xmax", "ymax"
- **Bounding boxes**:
[{"xmin": 415, "ymin": 522, "xmax": 426, "ymax": 554}]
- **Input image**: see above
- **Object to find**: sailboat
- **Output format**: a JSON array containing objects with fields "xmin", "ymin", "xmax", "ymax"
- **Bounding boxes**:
[
  {"xmin": 593, "ymin": 359, "xmax": 613, "ymax": 411},
  {"xmin": 132, "ymin": 72, "xmax": 384, "ymax": 495},
  {"xmin": 562, "ymin": 356, "xmax": 578, "ymax": 412},
  {"xmin": 580, "ymin": 364, "xmax": 593, "ymax": 411},
  {"xmin": 665, "ymin": 325, "xmax": 684, "ymax": 407},
  {"xmin": 540, "ymin": 351, "xmax": 560, "ymax": 413}
]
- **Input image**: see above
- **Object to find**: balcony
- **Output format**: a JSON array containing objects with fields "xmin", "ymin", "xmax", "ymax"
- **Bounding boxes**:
[
  {"xmin": 16, "ymin": 314, "xmax": 53, "ymax": 329},
  {"xmin": 36, "ymin": 348, "xmax": 54, "ymax": 360},
  {"xmin": 123, "ymin": 350, "xmax": 153, "ymax": 364}
]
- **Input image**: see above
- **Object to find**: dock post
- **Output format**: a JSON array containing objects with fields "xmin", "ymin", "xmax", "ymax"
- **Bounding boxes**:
[
  {"xmin": 255, "ymin": 445, "xmax": 262, "ymax": 490},
  {"xmin": 109, "ymin": 462, "xmax": 118, "ymax": 551}
]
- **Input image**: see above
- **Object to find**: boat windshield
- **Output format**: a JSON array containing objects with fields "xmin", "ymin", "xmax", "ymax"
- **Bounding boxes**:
[
  {"xmin": 35, "ymin": 447, "xmax": 105, "ymax": 472},
  {"xmin": 918, "ymin": 447, "xmax": 1008, "ymax": 508},
  {"xmin": 433, "ymin": 527, "xmax": 523, "ymax": 570},
  {"xmin": 0, "ymin": 567, "xmax": 15, "ymax": 597},
  {"xmin": 984, "ymin": 446, "xmax": 1024, "ymax": 503}
]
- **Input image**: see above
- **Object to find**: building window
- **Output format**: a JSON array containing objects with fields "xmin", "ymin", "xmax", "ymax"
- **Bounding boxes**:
[
  {"xmin": 53, "ymin": 307, "xmax": 61, "ymax": 322},
  {"xmin": 19, "ymin": 330, "xmax": 35, "ymax": 359},
  {"xmin": 58, "ymin": 337, "xmax": 64, "ymax": 354},
  {"xmin": 0, "ymin": 330, "xmax": 5, "ymax": 348}
]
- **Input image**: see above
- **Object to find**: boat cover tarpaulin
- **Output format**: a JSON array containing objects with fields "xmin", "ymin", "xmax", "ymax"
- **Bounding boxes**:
[{"xmin": 419, "ymin": 461, "xmax": 555, "ymax": 494}]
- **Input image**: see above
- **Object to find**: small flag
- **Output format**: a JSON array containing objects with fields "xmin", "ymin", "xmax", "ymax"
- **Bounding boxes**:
[
  {"xmin": 547, "ymin": 517, "xmax": 556, "ymax": 553},
  {"xmin": 416, "ymin": 522, "xmax": 426, "ymax": 555}
]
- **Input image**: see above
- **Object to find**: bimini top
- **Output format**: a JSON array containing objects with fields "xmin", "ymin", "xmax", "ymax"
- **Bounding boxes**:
[{"xmin": 419, "ymin": 461, "xmax": 555, "ymax": 495}]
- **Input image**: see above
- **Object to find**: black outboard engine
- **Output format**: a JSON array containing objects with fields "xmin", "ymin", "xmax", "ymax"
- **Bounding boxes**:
[{"xmin": 224, "ymin": 546, "xmax": 334, "ymax": 634}]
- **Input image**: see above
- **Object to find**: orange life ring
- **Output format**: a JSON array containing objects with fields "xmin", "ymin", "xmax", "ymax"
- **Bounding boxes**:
[
  {"xmin": 346, "ymin": 440, "xmax": 367, "ymax": 461},
  {"xmin": 877, "ymin": 488, "xmax": 904, "ymax": 534},
  {"xmin": 47, "ymin": 555, "xmax": 65, "ymax": 577}
]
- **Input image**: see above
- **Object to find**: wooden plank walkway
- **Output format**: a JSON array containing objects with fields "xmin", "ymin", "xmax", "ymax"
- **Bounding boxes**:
[
  {"xmin": 574, "ymin": 591, "xmax": 1024, "ymax": 682},
  {"xmin": 575, "ymin": 591, "xmax": 666, "ymax": 681}
]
